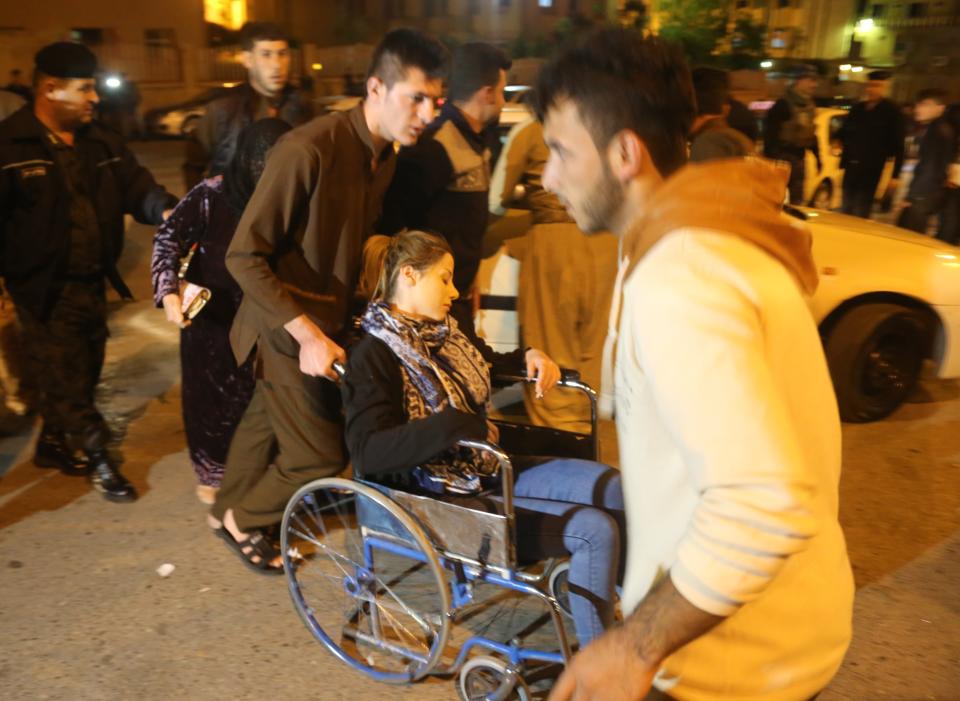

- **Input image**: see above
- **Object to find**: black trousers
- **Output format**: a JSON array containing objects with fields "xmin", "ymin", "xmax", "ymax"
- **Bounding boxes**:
[
  {"xmin": 17, "ymin": 279, "xmax": 111, "ymax": 452},
  {"xmin": 897, "ymin": 194, "xmax": 942, "ymax": 234},
  {"xmin": 936, "ymin": 188, "xmax": 960, "ymax": 245},
  {"xmin": 842, "ymin": 166, "xmax": 884, "ymax": 219}
]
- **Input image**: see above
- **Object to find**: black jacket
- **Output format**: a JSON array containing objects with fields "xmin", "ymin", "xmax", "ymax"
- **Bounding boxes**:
[
  {"xmin": 0, "ymin": 106, "xmax": 176, "ymax": 318},
  {"xmin": 183, "ymin": 83, "xmax": 314, "ymax": 190},
  {"xmin": 838, "ymin": 98, "xmax": 905, "ymax": 178},
  {"xmin": 343, "ymin": 334, "xmax": 488, "ymax": 489},
  {"xmin": 763, "ymin": 90, "xmax": 820, "ymax": 163}
]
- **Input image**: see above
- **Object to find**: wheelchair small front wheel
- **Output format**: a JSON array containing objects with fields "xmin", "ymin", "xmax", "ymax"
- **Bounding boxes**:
[
  {"xmin": 281, "ymin": 478, "xmax": 451, "ymax": 683},
  {"xmin": 547, "ymin": 561, "xmax": 574, "ymax": 619},
  {"xmin": 458, "ymin": 656, "xmax": 530, "ymax": 701}
]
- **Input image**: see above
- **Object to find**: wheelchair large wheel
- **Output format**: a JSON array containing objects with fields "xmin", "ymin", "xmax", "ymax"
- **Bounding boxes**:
[
  {"xmin": 457, "ymin": 656, "xmax": 530, "ymax": 701},
  {"xmin": 281, "ymin": 478, "xmax": 451, "ymax": 683}
]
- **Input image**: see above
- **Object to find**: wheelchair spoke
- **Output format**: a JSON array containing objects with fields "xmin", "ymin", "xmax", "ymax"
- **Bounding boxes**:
[{"xmin": 283, "ymin": 482, "xmax": 450, "ymax": 680}]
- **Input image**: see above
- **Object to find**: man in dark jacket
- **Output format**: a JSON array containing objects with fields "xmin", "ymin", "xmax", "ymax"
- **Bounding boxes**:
[
  {"xmin": 182, "ymin": 22, "xmax": 313, "ymax": 190},
  {"xmin": 898, "ymin": 88, "xmax": 955, "ymax": 234},
  {"xmin": 0, "ymin": 42, "xmax": 177, "ymax": 501},
  {"xmin": 689, "ymin": 67, "xmax": 755, "ymax": 162},
  {"xmin": 837, "ymin": 70, "xmax": 905, "ymax": 219},
  {"xmin": 379, "ymin": 42, "xmax": 511, "ymax": 355},
  {"xmin": 763, "ymin": 65, "xmax": 821, "ymax": 204}
]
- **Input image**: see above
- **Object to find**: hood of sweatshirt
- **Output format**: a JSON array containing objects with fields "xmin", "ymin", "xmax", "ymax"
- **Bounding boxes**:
[
  {"xmin": 621, "ymin": 156, "xmax": 818, "ymax": 294},
  {"xmin": 597, "ymin": 157, "xmax": 818, "ymax": 419}
]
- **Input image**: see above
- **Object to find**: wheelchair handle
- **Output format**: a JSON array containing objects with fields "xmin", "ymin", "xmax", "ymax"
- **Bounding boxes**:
[{"xmin": 493, "ymin": 369, "xmax": 600, "ymax": 461}]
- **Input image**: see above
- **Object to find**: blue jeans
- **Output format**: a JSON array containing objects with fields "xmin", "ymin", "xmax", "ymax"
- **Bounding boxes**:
[{"xmin": 509, "ymin": 458, "xmax": 624, "ymax": 646}]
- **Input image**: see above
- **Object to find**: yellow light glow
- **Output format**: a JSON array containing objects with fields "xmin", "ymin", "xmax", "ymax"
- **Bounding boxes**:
[
  {"xmin": 839, "ymin": 64, "xmax": 852, "ymax": 72},
  {"xmin": 856, "ymin": 18, "xmax": 875, "ymax": 33},
  {"xmin": 312, "ymin": 63, "xmax": 323, "ymax": 71},
  {"xmin": 851, "ymin": 66, "xmax": 864, "ymax": 73},
  {"xmin": 205, "ymin": 0, "xmax": 247, "ymax": 30}
]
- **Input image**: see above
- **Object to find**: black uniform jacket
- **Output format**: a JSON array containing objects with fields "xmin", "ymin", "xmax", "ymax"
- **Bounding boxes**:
[{"xmin": 0, "ymin": 106, "xmax": 176, "ymax": 318}]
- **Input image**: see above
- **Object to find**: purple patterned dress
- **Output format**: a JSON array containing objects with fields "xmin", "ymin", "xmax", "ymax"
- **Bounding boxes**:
[{"xmin": 151, "ymin": 176, "xmax": 255, "ymax": 487}]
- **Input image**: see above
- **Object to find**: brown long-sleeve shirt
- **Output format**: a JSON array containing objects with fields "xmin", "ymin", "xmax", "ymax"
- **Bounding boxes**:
[{"xmin": 226, "ymin": 103, "xmax": 396, "ymax": 388}]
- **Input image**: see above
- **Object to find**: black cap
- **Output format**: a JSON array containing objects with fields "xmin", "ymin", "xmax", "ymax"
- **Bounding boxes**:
[
  {"xmin": 867, "ymin": 70, "xmax": 892, "ymax": 81},
  {"xmin": 34, "ymin": 42, "xmax": 98, "ymax": 79}
]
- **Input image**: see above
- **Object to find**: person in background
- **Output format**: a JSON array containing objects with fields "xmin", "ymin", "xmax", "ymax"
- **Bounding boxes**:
[
  {"xmin": 936, "ymin": 102, "xmax": 960, "ymax": 245},
  {"xmin": 688, "ymin": 67, "xmax": 755, "ymax": 162},
  {"xmin": 898, "ymin": 88, "xmax": 955, "ymax": 235},
  {"xmin": 152, "ymin": 119, "xmax": 291, "ymax": 505},
  {"xmin": 0, "ymin": 42, "xmax": 177, "ymax": 501},
  {"xmin": 489, "ymin": 108, "xmax": 617, "ymax": 433},
  {"xmin": 182, "ymin": 21, "xmax": 312, "ymax": 190},
  {"xmin": 764, "ymin": 64, "xmax": 821, "ymax": 205},
  {"xmin": 379, "ymin": 42, "xmax": 511, "ymax": 362},
  {"xmin": 837, "ymin": 70, "xmax": 905, "ymax": 219},
  {"xmin": 726, "ymin": 95, "xmax": 759, "ymax": 143}
]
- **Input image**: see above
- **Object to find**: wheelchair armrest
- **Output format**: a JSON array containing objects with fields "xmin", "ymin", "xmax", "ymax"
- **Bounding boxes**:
[
  {"xmin": 492, "ymin": 366, "xmax": 580, "ymax": 386},
  {"xmin": 455, "ymin": 438, "xmax": 516, "ymax": 533}
]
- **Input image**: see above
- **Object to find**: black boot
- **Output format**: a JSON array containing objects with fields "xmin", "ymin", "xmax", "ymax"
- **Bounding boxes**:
[
  {"xmin": 34, "ymin": 431, "xmax": 91, "ymax": 476},
  {"xmin": 87, "ymin": 450, "xmax": 137, "ymax": 503}
]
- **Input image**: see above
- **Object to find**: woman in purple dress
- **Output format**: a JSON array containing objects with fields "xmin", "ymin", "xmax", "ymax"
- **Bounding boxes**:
[{"xmin": 151, "ymin": 119, "xmax": 292, "ymax": 504}]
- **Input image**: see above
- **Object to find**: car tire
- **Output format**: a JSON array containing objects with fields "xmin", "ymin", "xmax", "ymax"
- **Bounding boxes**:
[
  {"xmin": 810, "ymin": 180, "xmax": 832, "ymax": 210},
  {"xmin": 181, "ymin": 115, "xmax": 200, "ymax": 137},
  {"xmin": 824, "ymin": 303, "xmax": 931, "ymax": 422}
]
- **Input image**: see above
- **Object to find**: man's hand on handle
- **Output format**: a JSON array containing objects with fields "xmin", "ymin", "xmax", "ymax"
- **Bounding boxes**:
[{"xmin": 284, "ymin": 314, "xmax": 346, "ymax": 381}]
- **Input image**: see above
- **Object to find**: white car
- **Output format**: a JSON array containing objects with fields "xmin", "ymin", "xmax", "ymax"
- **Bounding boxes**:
[{"xmin": 477, "ymin": 207, "xmax": 960, "ymax": 422}]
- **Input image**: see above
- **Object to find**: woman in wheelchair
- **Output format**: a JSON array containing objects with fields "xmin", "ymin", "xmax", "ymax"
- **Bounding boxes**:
[{"xmin": 342, "ymin": 229, "xmax": 624, "ymax": 647}]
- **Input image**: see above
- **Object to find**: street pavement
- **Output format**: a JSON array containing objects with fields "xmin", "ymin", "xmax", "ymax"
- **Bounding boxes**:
[{"xmin": 1, "ymin": 141, "xmax": 958, "ymax": 700}]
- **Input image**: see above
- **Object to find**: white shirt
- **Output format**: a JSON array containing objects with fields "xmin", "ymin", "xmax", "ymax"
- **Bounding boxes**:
[{"xmin": 612, "ymin": 228, "xmax": 854, "ymax": 700}]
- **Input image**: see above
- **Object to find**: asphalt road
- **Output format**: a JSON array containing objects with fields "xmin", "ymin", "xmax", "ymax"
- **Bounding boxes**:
[{"xmin": 0, "ymin": 141, "xmax": 957, "ymax": 700}]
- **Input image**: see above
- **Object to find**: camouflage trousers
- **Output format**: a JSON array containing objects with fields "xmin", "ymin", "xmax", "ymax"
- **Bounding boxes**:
[{"xmin": 17, "ymin": 279, "xmax": 110, "ymax": 452}]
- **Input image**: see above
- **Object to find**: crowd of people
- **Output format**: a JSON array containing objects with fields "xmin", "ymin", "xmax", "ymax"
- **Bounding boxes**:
[
  {"xmin": 4, "ymin": 18, "xmax": 960, "ymax": 701},
  {"xmin": 762, "ymin": 65, "xmax": 960, "ymax": 243}
]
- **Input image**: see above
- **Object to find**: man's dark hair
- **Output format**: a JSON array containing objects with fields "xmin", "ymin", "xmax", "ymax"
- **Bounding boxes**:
[
  {"xmin": 867, "ymin": 70, "xmax": 891, "ymax": 81},
  {"xmin": 916, "ymin": 88, "xmax": 948, "ymax": 105},
  {"xmin": 366, "ymin": 28, "xmax": 449, "ymax": 91},
  {"xmin": 240, "ymin": 22, "xmax": 289, "ymax": 51},
  {"xmin": 533, "ymin": 29, "xmax": 694, "ymax": 178},
  {"xmin": 691, "ymin": 66, "xmax": 729, "ymax": 117},
  {"xmin": 448, "ymin": 42, "xmax": 511, "ymax": 103}
]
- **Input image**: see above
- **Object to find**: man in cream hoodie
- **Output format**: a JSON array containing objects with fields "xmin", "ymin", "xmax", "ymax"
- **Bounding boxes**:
[{"xmin": 537, "ymin": 30, "xmax": 854, "ymax": 701}]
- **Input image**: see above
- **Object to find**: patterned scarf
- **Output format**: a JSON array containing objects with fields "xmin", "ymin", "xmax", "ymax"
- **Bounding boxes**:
[{"xmin": 360, "ymin": 302, "xmax": 497, "ymax": 494}]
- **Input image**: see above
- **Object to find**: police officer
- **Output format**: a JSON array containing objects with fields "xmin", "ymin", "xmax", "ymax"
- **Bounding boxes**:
[{"xmin": 0, "ymin": 42, "xmax": 177, "ymax": 502}]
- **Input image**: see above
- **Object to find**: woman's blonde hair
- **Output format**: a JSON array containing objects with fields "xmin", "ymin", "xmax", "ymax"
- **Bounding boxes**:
[{"xmin": 372, "ymin": 230, "xmax": 453, "ymax": 302}]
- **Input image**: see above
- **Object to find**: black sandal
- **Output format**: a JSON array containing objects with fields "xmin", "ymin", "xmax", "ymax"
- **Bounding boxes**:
[{"xmin": 214, "ymin": 527, "xmax": 285, "ymax": 576}]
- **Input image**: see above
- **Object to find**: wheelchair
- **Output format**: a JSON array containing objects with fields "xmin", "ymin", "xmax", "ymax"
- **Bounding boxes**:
[{"xmin": 280, "ymin": 367, "xmax": 600, "ymax": 700}]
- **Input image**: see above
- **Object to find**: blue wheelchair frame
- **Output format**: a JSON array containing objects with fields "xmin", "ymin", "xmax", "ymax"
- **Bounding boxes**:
[{"xmin": 282, "ymin": 368, "xmax": 599, "ymax": 698}]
